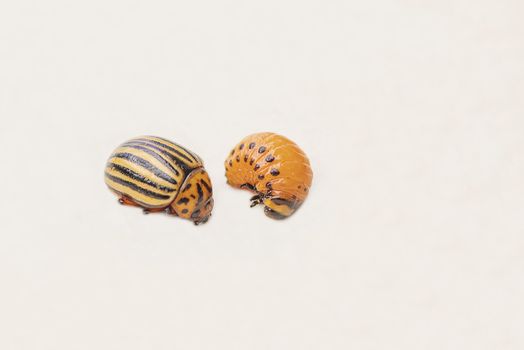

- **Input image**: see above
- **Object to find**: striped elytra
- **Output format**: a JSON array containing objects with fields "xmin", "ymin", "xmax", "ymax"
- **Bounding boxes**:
[
  {"xmin": 104, "ymin": 136, "xmax": 213, "ymax": 225},
  {"xmin": 224, "ymin": 132, "xmax": 313, "ymax": 219}
]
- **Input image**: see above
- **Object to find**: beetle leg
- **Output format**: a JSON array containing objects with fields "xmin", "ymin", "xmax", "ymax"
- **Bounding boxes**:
[{"xmin": 118, "ymin": 196, "xmax": 139, "ymax": 207}]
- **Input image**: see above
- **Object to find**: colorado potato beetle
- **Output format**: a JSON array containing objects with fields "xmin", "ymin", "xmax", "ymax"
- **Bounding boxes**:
[
  {"xmin": 104, "ymin": 136, "xmax": 213, "ymax": 225},
  {"xmin": 225, "ymin": 132, "xmax": 313, "ymax": 219}
]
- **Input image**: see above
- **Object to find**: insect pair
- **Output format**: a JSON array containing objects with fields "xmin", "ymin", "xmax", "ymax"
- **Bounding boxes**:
[{"xmin": 104, "ymin": 132, "xmax": 313, "ymax": 225}]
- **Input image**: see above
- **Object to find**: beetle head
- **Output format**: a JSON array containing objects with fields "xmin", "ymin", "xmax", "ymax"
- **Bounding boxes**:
[{"xmin": 171, "ymin": 168, "xmax": 214, "ymax": 225}]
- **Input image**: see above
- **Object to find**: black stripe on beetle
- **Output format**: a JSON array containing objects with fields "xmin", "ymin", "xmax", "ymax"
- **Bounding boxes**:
[
  {"xmin": 121, "ymin": 143, "xmax": 181, "ymax": 176},
  {"xmin": 105, "ymin": 173, "xmax": 171, "ymax": 200},
  {"xmin": 137, "ymin": 138, "xmax": 195, "ymax": 164},
  {"xmin": 112, "ymin": 153, "xmax": 178, "ymax": 185},
  {"xmin": 148, "ymin": 136, "xmax": 200, "ymax": 163},
  {"xmin": 124, "ymin": 141, "xmax": 192, "ymax": 174},
  {"xmin": 107, "ymin": 163, "xmax": 176, "ymax": 193}
]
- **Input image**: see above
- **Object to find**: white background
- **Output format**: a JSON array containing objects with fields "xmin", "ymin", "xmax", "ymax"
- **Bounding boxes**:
[{"xmin": 1, "ymin": 0, "xmax": 523, "ymax": 349}]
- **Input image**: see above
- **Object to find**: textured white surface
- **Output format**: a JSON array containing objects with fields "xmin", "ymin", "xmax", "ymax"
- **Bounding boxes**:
[{"xmin": 1, "ymin": 1, "xmax": 523, "ymax": 349}]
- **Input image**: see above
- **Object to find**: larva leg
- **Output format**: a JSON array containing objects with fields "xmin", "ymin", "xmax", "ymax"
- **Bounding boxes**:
[
  {"xmin": 250, "ymin": 194, "xmax": 263, "ymax": 207},
  {"xmin": 241, "ymin": 183, "xmax": 256, "ymax": 191}
]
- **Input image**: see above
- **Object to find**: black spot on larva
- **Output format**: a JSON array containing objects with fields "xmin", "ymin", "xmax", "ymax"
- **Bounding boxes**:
[
  {"xmin": 249, "ymin": 142, "xmax": 256, "ymax": 149},
  {"xmin": 298, "ymin": 185, "xmax": 302, "ymax": 189},
  {"xmin": 177, "ymin": 197, "xmax": 190, "ymax": 205},
  {"xmin": 258, "ymin": 146, "xmax": 266, "ymax": 153},
  {"xmin": 254, "ymin": 164, "xmax": 260, "ymax": 170},
  {"xmin": 258, "ymin": 174, "xmax": 265, "ymax": 180},
  {"xmin": 229, "ymin": 160, "xmax": 233, "ymax": 167},
  {"xmin": 270, "ymin": 168, "xmax": 280, "ymax": 176},
  {"xmin": 244, "ymin": 155, "xmax": 248, "ymax": 162},
  {"xmin": 250, "ymin": 158, "xmax": 254, "ymax": 165},
  {"xmin": 181, "ymin": 209, "xmax": 189, "ymax": 214},
  {"xmin": 236, "ymin": 155, "xmax": 240, "ymax": 162},
  {"xmin": 239, "ymin": 143, "xmax": 244, "ymax": 150},
  {"xmin": 266, "ymin": 182, "xmax": 272, "ymax": 189},
  {"xmin": 191, "ymin": 194, "xmax": 196, "ymax": 199},
  {"xmin": 230, "ymin": 150, "xmax": 234, "ymax": 155},
  {"xmin": 265, "ymin": 154, "xmax": 274, "ymax": 162},
  {"xmin": 304, "ymin": 187, "xmax": 308, "ymax": 192}
]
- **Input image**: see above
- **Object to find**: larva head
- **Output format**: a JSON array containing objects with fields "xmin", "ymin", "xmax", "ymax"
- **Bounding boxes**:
[
  {"xmin": 170, "ymin": 168, "xmax": 214, "ymax": 225},
  {"xmin": 262, "ymin": 196, "xmax": 302, "ymax": 220}
]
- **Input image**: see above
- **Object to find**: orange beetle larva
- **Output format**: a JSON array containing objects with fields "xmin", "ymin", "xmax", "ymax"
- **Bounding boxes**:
[{"xmin": 225, "ymin": 132, "xmax": 313, "ymax": 219}]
